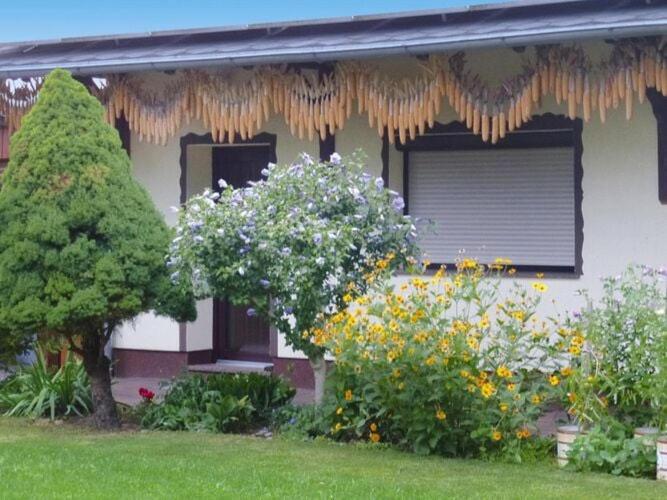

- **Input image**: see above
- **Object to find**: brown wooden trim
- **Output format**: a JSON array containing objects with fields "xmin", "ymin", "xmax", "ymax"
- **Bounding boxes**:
[
  {"xmin": 400, "ymin": 113, "xmax": 583, "ymax": 276},
  {"xmin": 381, "ymin": 130, "xmax": 389, "ymax": 186},
  {"xmin": 319, "ymin": 133, "xmax": 335, "ymax": 162},
  {"xmin": 114, "ymin": 114, "xmax": 131, "ymax": 157},
  {"xmin": 647, "ymin": 88, "xmax": 667, "ymax": 204}
]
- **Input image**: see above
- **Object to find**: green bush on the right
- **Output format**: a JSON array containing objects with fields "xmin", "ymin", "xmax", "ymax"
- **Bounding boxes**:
[{"xmin": 563, "ymin": 264, "xmax": 666, "ymax": 427}]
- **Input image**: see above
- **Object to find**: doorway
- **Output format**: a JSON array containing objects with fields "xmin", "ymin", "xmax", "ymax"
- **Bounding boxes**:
[{"xmin": 210, "ymin": 141, "xmax": 275, "ymax": 362}]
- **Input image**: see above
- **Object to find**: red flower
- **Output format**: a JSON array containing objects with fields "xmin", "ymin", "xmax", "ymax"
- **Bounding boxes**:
[{"xmin": 138, "ymin": 387, "xmax": 155, "ymax": 402}]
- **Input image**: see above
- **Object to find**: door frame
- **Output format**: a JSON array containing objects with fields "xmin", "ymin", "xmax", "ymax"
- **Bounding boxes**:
[{"xmin": 178, "ymin": 131, "xmax": 278, "ymax": 361}]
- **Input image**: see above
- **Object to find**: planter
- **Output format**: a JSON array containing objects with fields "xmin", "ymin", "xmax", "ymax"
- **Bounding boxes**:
[
  {"xmin": 634, "ymin": 426, "xmax": 660, "ymax": 445},
  {"xmin": 557, "ymin": 425, "xmax": 584, "ymax": 467},
  {"xmin": 658, "ymin": 436, "xmax": 667, "ymax": 481}
]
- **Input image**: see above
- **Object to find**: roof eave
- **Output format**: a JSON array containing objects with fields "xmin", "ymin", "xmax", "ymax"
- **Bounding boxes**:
[{"xmin": 0, "ymin": 22, "xmax": 664, "ymax": 78}]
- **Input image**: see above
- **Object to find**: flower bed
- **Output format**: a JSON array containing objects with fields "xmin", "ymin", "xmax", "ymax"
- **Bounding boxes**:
[{"xmin": 316, "ymin": 259, "xmax": 570, "ymax": 460}]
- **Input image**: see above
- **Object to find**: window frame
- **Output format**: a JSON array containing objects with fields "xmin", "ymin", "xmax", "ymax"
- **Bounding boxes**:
[{"xmin": 395, "ymin": 113, "xmax": 584, "ymax": 278}]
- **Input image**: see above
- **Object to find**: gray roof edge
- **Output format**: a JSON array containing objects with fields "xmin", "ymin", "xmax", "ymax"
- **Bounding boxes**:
[
  {"xmin": 0, "ymin": 20, "xmax": 665, "ymax": 78},
  {"xmin": 0, "ymin": 0, "xmax": 583, "ymax": 49}
]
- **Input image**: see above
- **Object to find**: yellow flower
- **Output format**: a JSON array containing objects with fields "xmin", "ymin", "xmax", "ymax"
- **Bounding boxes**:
[
  {"xmin": 531, "ymin": 282, "xmax": 549, "ymax": 293},
  {"xmin": 549, "ymin": 375, "xmax": 560, "ymax": 386},
  {"xmin": 369, "ymin": 432, "xmax": 381, "ymax": 443},
  {"xmin": 370, "ymin": 423, "xmax": 378, "ymax": 432},
  {"xmin": 333, "ymin": 422, "xmax": 343, "ymax": 433},
  {"xmin": 531, "ymin": 394, "xmax": 541, "ymax": 405},
  {"xmin": 568, "ymin": 345, "xmax": 581, "ymax": 356},
  {"xmin": 343, "ymin": 293, "xmax": 353, "ymax": 304},
  {"xmin": 336, "ymin": 407, "xmax": 344, "ymax": 415},
  {"xmin": 561, "ymin": 366, "xmax": 573, "ymax": 377},
  {"xmin": 344, "ymin": 390, "xmax": 353, "ymax": 401},
  {"xmin": 435, "ymin": 409, "xmax": 447, "ymax": 421},
  {"xmin": 499, "ymin": 403, "xmax": 509, "ymax": 413},
  {"xmin": 458, "ymin": 258, "xmax": 478, "ymax": 270},
  {"xmin": 425, "ymin": 356, "xmax": 437, "ymax": 366},
  {"xmin": 491, "ymin": 430, "xmax": 503, "ymax": 441},
  {"xmin": 511, "ymin": 310, "xmax": 525, "ymax": 322},
  {"xmin": 481, "ymin": 382, "xmax": 496, "ymax": 399},
  {"xmin": 516, "ymin": 428, "xmax": 531, "ymax": 439},
  {"xmin": 398, "ymin": 382, "xmax": 406, "ymax": 390},
  {"xmin": 507, "ymin": 383, "xmax": 517, "ymax": 392},
  {"xmin": 496, "ymin": 365, "xmax": 512, "ymax": 378}
]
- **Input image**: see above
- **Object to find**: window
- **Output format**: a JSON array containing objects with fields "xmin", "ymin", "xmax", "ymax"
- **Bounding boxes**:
[{"xmin": 400, "ymin": 115, "xmax": 583, "ymax": 275}]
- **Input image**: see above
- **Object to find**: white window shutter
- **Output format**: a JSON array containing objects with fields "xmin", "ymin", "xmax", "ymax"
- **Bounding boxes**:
[{"xmin": 408, "ymin": 148, "xmax": 575, "ymax": 268}]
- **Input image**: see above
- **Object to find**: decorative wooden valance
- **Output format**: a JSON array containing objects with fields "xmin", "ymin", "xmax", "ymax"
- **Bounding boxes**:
[{"xmin": 1, "ymin": 38, "xmax": 666, "ymax": 147}]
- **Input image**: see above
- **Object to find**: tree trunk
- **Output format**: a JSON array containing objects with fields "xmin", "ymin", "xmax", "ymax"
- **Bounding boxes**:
[
  {"xmin": 82, "ymin": 336, "xmax": 120, "ymax": 429},
  {"xmin": 309, "ymin": 355, "xmax": 327, "ymax": 405}
]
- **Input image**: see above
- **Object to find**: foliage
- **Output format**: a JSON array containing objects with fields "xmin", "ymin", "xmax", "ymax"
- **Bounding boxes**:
[
  {"xmin": 563, "ymin": 265, "xmax": 667, "ymax": 427},
  {"xmin": 317, "ymin": 259, "xmax": 571, "ymax": 460},
  {"xmin": 272, "ymin": 403, "xmax": 330, "ymax": 439},
  {"xmin": 169, "ymin": 152, "xmax": 419, "ymax": 359},
  {"xmin": 566, "ymin": 423, "xmax": 657, "ymax": 478},
  {"xmin": 141, "ymin": 372, "xmax": 295, "ymax": 432},
  {"xmin": 0, "ymin": 349, "xmax": 91, "ymax": 420},
  {"xmin": 0, "ymin": 69, "xmax": 195, "ymax": 368}
]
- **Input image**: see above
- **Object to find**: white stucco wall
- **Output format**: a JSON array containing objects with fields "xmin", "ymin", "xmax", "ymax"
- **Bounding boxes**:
[{"xmin": 114, "ymin": 46, "xmax": 667, "ymax": 360}]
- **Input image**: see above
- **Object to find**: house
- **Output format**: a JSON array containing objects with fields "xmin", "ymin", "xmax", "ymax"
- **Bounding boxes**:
[{"xmin": 0, "ymin": 0, "xmax": 666, "ymax": 388}]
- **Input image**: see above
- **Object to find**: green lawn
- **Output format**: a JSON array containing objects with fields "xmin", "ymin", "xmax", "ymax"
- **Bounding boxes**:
[{"xmin": 0, "ymin": 418, "xmax": 663, "ymax": 499}]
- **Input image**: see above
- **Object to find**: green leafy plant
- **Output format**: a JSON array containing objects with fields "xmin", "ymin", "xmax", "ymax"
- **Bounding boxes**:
[
  {"xmin": 141, "ymin": 373, "xmax": 295, "ymax": 432},
  {"xmin": 563, "ymin": 265, "xmax": 667, "ymax": 427},
  {"xmin": 0, "ymin": 349, "xmax": 91, "ymax": 420},
  {"xmin": 567, "ymin": 423, "xmax": 657, "ymax": 478},
  {"xmin": 169, "ymin": 152, "xmax": 420, "ymax": 402},
  {"xmin": 318, "ymin": 259, "xmax": 570, "ymax": 460},
  {"xmin": 0, "ymin": 69, "xmax": 195, "ymax": 428}
]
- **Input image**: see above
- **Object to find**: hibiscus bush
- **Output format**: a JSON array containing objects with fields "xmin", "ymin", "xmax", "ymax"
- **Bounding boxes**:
[
  {"xmin": 317, "ymin": 259, "xmax": 571, "ymax": 460},
  {"xmin": 562, "ymin": 264, "xmax": 667, "ymax": 428},
  {"xmin": 169, "ymin": 152, "xmax": 420, "ymax": 400}
]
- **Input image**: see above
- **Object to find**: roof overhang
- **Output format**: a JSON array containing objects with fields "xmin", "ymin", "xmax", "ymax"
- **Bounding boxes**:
[{"xmin": 1, "ymin": 0, "xmax": 666, "ymax": 78}]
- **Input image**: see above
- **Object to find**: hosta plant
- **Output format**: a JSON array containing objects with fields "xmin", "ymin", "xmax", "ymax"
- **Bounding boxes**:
[{"xmin": 318, "ymin": 259, "xmax": 571, "ymax": 460}]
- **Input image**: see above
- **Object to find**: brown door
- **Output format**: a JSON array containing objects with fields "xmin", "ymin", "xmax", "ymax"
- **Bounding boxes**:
[{"xmin": 211, "ymin": 145, "xmax": 271, "ymax": 362}]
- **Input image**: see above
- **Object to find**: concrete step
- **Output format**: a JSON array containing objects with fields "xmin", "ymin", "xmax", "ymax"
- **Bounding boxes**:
[{"xmin": 188, "ymin": 359, "xmax": 274, "ymax": 375}]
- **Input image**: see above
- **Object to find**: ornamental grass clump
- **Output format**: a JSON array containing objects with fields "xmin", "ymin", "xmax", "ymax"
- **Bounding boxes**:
[
  {"xmin": 169, "ymin": 152, "xmax": 420, "ymax": 402},
  {"xmin": 319, "ymin": 259, "xmax": 572, "ymax": 460}
]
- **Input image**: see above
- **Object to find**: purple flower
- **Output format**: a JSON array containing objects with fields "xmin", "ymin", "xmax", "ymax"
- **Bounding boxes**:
[
  {"xmin": 218, "ymin": 178, "xmax": 228, "ymax": 189},
  {"xmin": 330, "ymin": 152, "xmax": 342, "ymax": 165},
  {"xmin": 374, "ymin": 177, "xmax": 384, "ymax": 190},
  {"xmin": 392, "ymin": 196, "xmax": 405, "ymax": 212},
  {"xmin": 313, "ymin": 233, "xmax": 323, "ymax": 245},
  {"xmin": 259, "ymin": 279, "xmax": 270, "ymax": 288},
  {"xmin": 247, "ymin": 308, "xmax": 257, "ymax": 317}
]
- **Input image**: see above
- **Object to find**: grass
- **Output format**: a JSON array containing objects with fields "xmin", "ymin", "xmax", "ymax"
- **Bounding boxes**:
[{"xmin": 0, "ymin": 418, "xmax": 664, "ymax": 499}]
